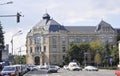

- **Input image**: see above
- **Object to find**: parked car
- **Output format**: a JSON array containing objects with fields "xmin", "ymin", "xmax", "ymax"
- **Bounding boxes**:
[
  {"xmin": 0, "ymin": 66, "xmax": 19, "ymax": 76},
  {"xmin": 40, "ymin": 65, "xmax": 49, "ymax": 69},
  {"xmin": 84, "ymin": 66, "xmax": 98, "ymax": 71},
  {"xmin": 115, "ymin": 68, "xmax": 120, "ymax": 76},
  {"xmin": 67, "ymin": 62, "xmax": 82, "ymax": 71},
  {"xmin": 63, "ymin": 65, "xmax": 68, "ymax": 70},
  {"xmin": 47, "ymin": 65, "xmax": 58, "ymax": 73},
  {"xmin": 55, "ymin": 66, "xmax": 60, "ymax": 70},
  {"xmin": 13, "ymin": 64, "xmax": 27, "ymax": 76},
  {"xmin": 27, "ymin": 65, "xmax": 36, "ymax": 71}
]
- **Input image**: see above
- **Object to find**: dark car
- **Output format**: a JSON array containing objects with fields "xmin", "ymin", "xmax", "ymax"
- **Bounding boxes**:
[{"xmin": 0, "ymin": 66, "xmax": 19, "ymax": 76}]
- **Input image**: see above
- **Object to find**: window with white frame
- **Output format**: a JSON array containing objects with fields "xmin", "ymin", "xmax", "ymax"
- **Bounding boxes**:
[
  {"xmin": 82, "ymin": 37, "xmax": 87, "ymax": 42},
  {"xmin": 52, "ymin": 45, "xmax": 57, "ymax": 51},
  {"xmin": 69, "ymin": 36, "xmax": 74, "ymax": 43},
  {"xmin": 34, "ymin": 34, "xmax": 41, "ymax": 44},
  {"xmin": 76, "ymin": 37, "xmax": 81, "ymax": 42},
  {"xmin": 108, "ymin": 37, "xmax": 113, "ymax": 43},
  {"xmin": 35, "ymin": 46, "xmax": 40, "ymax": 54},
  {"xmin": 100, "ymin": 36, "xmax": 106, "ymax": 43},
  {"xmin": 61, "ymin": 36, "xmax": 65, "ymax": 43},
  {"xmin": 52, "ymin": 36, "xmax": 57, "ymax": 44}
]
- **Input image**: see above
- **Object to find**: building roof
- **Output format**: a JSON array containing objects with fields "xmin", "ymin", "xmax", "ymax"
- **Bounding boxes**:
[
  {"xmin": 96, "ymin": 20, "xmax": 115, "ymax": 31},
  {"xmin": 65, "ymin": 26, "xmax": 96, "ymax": 33},
  {"xmin": 32, "ymin": 13, "xmax": 68, "ymax": 32},
  {"xmin": 30, "ymin": 13, "xmax": 119, "ymax": 35}
]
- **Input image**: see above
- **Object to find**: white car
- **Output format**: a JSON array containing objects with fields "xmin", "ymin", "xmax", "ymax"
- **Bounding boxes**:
[
  {"xmin": 84, "ymin": 66, "xmax": 98, "ymax": 71},
  {"xmin": 63, "ymin": 65, "xmax": 68, "ymax": 70},
  {"xmin": 40, "ymin": 65, "xmax": 49, "ymax": 69},
  {"xmin": 68, "ymin": 62, "xmax": 82, "ymax": 71}
]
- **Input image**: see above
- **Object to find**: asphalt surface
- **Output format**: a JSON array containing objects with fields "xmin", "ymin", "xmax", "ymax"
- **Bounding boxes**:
[{"xmin": 23, "ymin": 68, "xmax": 116, "ymax": 76}]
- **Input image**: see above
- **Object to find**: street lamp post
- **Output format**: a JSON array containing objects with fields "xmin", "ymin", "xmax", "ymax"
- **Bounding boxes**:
[
  {"xmin": 10, "ymin": 30, "xmax": 22, "ymax": 64},
  {"xmin": 11, "ymin": 30, "xmax": 22, "ymax": 55}
]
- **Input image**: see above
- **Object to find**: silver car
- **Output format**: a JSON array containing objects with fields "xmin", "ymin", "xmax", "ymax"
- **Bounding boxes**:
[
  {"xmin": 84, "ymin": 66, "xmax": 98, "ymax": 71},
  {"xmin": 47, "ymin": 66, "xmax": 58, "ymax": 73}
]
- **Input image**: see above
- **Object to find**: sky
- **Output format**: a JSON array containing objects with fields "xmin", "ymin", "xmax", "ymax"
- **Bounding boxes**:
[{"xmin": 0, "ymin": 0, "xmax": 120, "ymax": 55}]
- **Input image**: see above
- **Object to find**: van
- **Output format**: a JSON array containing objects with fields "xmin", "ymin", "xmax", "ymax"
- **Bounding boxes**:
[{"xmin": 68, "ymin": 62, "xmax": 82, "ymax": 71}]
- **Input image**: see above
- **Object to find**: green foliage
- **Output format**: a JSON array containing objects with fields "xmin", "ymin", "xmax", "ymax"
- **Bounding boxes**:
[
  {"xmin": 66, "ymin": 43, "xmax": 90, "ymax": 65},
  {"xmin": 110, "ymin": 45, "xmax": 119, "ymax": 65},
  {"xmin": 0, "ymin": 23, "xmax": 4, "ymax": 61},
  {"xmin": 64, "ymin": 40, "xmax": 119, "ymax": 67},
  {"xmin": 14, "ymin": 55, "xmax": 26, "ymax": 64},
  {"xmin": 94, "ymin": 53, "xmax": 102, "ymax": 66},
  {"xmin": 89, "ymin": 40, "xmax": 104, "ymax": 52}
]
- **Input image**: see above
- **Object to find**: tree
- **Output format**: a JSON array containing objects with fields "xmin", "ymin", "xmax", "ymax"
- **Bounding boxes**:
[
  {"xmin": 65, "ymin": 43, "xmax": 90, "ymax": 66},
  {"xmin": 14, "ymin": 55, "xmax": 26, "ymax": 64},
  {"xmin": 89, "ymin": 40, "xmax": 103, "ymax": 52},
  {"xmin": 0, "ymin": 22, "xmax": 4, "ymax": 61},
  {"xmin": 110, "ymin": 45, "xmax": 119, "ymax": 66},
  {"xmin": 69, "ymin": 43, "xmax": 80, "ymax": 61},
  {"xmin": 89, "ymin": 40, "xmax": 104, "ymax": 65},
  {"xmin": 94, "ymin": 52, "xmax": 102, "ymax": 67}
]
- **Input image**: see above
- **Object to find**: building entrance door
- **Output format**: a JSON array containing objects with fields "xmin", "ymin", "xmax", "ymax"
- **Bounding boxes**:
[{"xmin": 35, "ymin": 56, "xmax": 40, "ymax": 65}]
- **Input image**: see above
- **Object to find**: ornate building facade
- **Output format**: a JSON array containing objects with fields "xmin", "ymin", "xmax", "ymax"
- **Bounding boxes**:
[{"xmin": 26, "ymin": 13, "xmax": 120, "ymax": 65}]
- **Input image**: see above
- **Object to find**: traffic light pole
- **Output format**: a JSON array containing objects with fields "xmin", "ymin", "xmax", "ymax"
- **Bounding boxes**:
[{"xmin": 0, "ymin": 12, "xmax": 22, "ymax": 23}]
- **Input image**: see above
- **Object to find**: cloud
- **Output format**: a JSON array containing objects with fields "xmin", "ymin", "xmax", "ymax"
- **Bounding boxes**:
[{"xmin": 2, "ymin": 0, "xmax": 120, "ymax": 55}]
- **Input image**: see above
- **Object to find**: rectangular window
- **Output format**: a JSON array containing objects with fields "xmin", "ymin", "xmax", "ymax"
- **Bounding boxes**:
[
  {"xmin": 30, "ymin": 47, "xmax": 32, "ymax": 53},
  {"xmin": 100, "ymin": 36, "xmax": 106, "ymax": 43},
  {"xmin": 61, "ymin": 36, "xmax": 65, "ymax": 43},
  {"xmin": 108, "ymin": 37, "xmax": 113, "ymax": 43},
  {"xmin": 82, "ymin": 37, "xmax": 87, "ymax": 42},
  {"xmin": 52, "ymin": 45, "xmax": 57, "ymax": 51},
  {"xmin": 29, "ymin": 37, "xmax": 32, "ymax": 45},
  {"xmin": 69, "ymin": 36, "xmax": 74, "ymax": 43},
  {"xmin": 44, "ymin": 46, "xmax": 46, "ymax": 52},
  {"xmin": 34, "ymin": 34, "xmax": 41, "ymax": 44},
  {"xmin": 43, "ymin": 36, "xmax": 46, "ymax": 44},
  {"xmin": 62, "ymin": 46, "xmax": 66, "ymax": 52},
  {"xmin": 52, "ymin": 36, "xmax": 57, "ymax": 44},
  {"xmin": 76, "ymin": 37, "xmax": 81, "ymax": 42},
  {"xmin": 35, "ymin": 46, "xmax": 40, "ymax": 54}
]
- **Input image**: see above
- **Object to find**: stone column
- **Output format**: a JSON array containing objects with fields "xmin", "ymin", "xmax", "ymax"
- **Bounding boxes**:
[{"xmin": 118, "ymin": 41, "xmax": 120, "ymax": 67}]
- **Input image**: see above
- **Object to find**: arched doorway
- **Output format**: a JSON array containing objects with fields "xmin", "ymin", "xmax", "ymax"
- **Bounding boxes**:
[{"xmin": 34, "ymin": 56, "xmax": 40, "ymax": 65}]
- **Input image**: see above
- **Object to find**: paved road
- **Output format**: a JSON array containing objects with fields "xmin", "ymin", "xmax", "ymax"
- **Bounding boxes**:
[{"xmin": 24, "ymin": 69, "xmax": 116, "ymax": 76}]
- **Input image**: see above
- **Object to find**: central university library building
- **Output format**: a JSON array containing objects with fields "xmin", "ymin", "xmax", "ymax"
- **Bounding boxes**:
[{"xmin": 26, "ymin": 13, "xmax": 120, "ymax": 65}]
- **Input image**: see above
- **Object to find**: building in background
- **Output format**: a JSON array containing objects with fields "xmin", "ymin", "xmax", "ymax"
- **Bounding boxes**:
[
  {"xmin": 26, "ymin": 13, "xmax": 120, "ymax": 65},
  {"xmin": 2, "ymin": 44, "xmax": 9, "ymax": 61}
]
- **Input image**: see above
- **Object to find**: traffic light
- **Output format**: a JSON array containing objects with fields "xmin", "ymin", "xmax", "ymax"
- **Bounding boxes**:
[{"xmin": 16, "ymin": 12, "xmax": 21, "ymax": 23}]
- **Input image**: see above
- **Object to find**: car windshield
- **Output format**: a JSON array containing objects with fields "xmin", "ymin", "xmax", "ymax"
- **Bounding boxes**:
[
  {"xmin": 3, "ymin": 66, "xmax": 15, "ymax": 71},
  {"xmin": 50, "ymin": 66, "xmax": 55, "ymax": 68}
]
